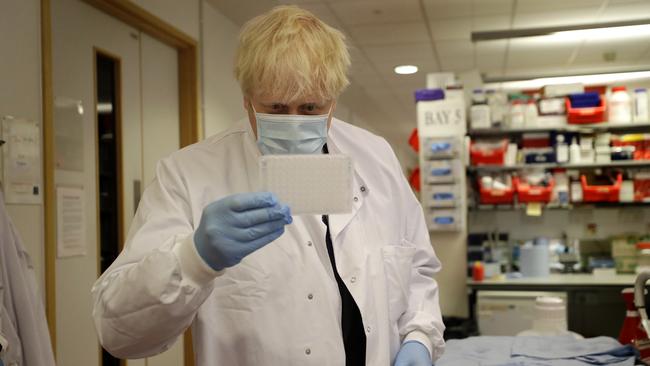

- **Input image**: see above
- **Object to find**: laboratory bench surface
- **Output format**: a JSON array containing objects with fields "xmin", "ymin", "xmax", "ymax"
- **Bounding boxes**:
[{"xmin": 466, "ymin": 273, "xmax": 638, "ymax": 339}]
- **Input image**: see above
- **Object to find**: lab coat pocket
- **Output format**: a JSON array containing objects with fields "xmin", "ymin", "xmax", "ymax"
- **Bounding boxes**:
[{"xmin": 382, "ymin": 241, "xmax": 417, "ymax": 324}]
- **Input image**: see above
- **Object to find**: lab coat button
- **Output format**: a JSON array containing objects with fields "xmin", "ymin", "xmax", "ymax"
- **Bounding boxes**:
[
  {"xmin": 307, "ymin": 293, "xmax": 314, "ymax": 300},
  {"xmin": 353, "ymin": 196, "xmax": 359, "ymax": 202},
  {"xmin": 307, "ymin": 241, "xmax": 313, "ymax": 247},
  {"xmin": 366, "ymin": 326, "xmax": 371, "ymax": 333},
  {"xmin": 360, "ymin": 186, "xmax": 366, "ymax": 192},
  {"xmin": 305, "ymin": 348, "xmax": 311, "ymax": 355},
  {"xmin": 350, "ymin": 276, "xmax": 357, "ymax": 283}
]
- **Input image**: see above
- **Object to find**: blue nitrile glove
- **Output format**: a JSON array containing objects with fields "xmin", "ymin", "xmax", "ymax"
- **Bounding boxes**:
[
  {"xmin": 194, "ymin": 192, "xmax": 292, "ymax": 271},
  {"xmin": 394, "ymin": 341, "xmax": 432, "ymax": 366}
]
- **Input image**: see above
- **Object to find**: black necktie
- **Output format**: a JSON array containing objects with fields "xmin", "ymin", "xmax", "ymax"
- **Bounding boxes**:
[{"xmin": 321, "ymin": 143, "xmax": 367, "ymax": 365}]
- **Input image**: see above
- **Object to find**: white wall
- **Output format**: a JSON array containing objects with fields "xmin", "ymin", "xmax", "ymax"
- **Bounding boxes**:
[
  {"xmin": 132, "ymin": 0, "xmax": 200, "ymax": 40},
  {"xmin": 201, "ymin": 0, "xmax": 246, "ymax": 137},
  {"xmin": 0, "ymin": 0, "xmax": 45, "ymax": 295}
]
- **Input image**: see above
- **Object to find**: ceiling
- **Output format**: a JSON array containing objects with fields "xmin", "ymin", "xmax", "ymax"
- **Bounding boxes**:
[{"xmin": 206, "ymin": 0, "xmax": 650, "ymax": 156}]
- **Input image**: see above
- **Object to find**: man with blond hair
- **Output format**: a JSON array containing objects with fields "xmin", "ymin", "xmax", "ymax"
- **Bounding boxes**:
[{"xmin": 92, "ymin": 5, "xmax": 445, "ymax": 366}]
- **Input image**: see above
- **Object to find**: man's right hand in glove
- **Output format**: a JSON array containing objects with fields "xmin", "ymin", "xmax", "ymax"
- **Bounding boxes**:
[{"xmin": 194, "ymin": 192, "xmax": 292, "ymax": 271}]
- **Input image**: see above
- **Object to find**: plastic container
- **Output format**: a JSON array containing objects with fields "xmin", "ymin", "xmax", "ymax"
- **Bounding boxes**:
[
  {"xmin": 472, "ymin": 261, "xmax": 485, "ymax": 281},
  {"xmin": 524, "ymin": 99, "xmax": 538, "ymax": 126},
  {"xmin": 519, "ymin": 243, "xmax": 550, "ymax": 277},
  {"xmin": 518, "ymin": 297, "xmax": 569, "ymax": 336},
  {"xmin": 609, "ymin": 86, "xmax": 632, "ymax": 124},
  {"xmin": 470, "ymin": 139, "xmax": 508, "ymax": 166},
  {"xmin": 539, "ymin": 97, "xmax": 566, "ymax": 115},
  {"xmin": 509, "ymin": 100, "xmax": 525, "ymax": 127},
  {"xmin": 636, "ymin": 242, "xmax": 650, "ymax": 273},
  {"xmin": 422, "ymin": 184, "xmax": 459, "ymax": 208},
  {"xmin": 522, "ymin": 133, "xmax": 551, "ymax": 148},
  {"xmin": 513, "ymin": 176, "xmax": 555, "ymax": 203},
  {"xmin": 571, "ymin": 180, "xmax": 583, "ymax": 202},
  {"xmin": 479, "ymin": 175, "xmax": 515, "ymax": 204},
  {"xmin": 581, "ymin": 173, "xmax": 623, "ymax": 202},
  {"xmin": 505, "ymin": 143, "xmax": 518, "ymax": 166},
  {"xmin": 620, "ymin": 180, "xmax": 635, "ymax": 202},
  {"xmin": 566, "ymin": 96, "xmax": 606, "ymax": 124},
  {"xmin": 619, "ymin": 287, "xmax": 650, "ymax": 361},
  {"xmin": 568, "ymin": 92, "xmax": 601, "ymax": 108},
  {"xmin": 553, "ymin": 170, "xmax": 570, "ymax": 205},
  {"xmin": 634, "ymin": 88, "xmax": 649, "ymax": 123},
  {"xmin": 523, "ymin": 147, "xmax": 555, "ymax": 164},
  {"xmin": 470, "ymin": 89, "xmax": 491, "ymax": 129},
  {"xmin": 556, "ymin": 135, "xmax": 569, "ymax": 164},
  {"xmin": 570, "ymin": 138, "xmax": 581, "ymax": 164},
  {"xmin": 611, "ymin": 146, "xmax": 636, "ymax": 161},
  {"xmin": 427, "ymin": 208, "xmax": 461, "ymax": 231},
  {"xmin": 635, "ymin": 172, "xmax": 650, "ymax": 202},
  {"xmin": 595, "ymin": 146, "xmax": 612, "ymax": 163},
  {"xmin": 422, "ymin": 137, "xmax": 459, "ymax": 160},
  {"xmin": 423, "ymin": 160, "xmax": 458, "ymax": 184}
]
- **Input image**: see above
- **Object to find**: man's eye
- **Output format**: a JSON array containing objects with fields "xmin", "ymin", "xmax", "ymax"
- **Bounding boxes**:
[
  {"xmin": 271, "ymin": 104, "xmax": 283, "ymax": 111},
  {"xmin": 303, "ymin": 104, "xmax": 316, "ymax": 112}
]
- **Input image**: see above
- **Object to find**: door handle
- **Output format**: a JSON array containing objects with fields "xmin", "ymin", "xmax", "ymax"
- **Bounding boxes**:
[{"xmin": 133, "ymin": 180, "xmax": 142, "ymax": 213}]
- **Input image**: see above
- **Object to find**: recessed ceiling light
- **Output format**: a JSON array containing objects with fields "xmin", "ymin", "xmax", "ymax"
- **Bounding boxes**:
[{"xmin": 394, "ymin": 65, "xmax": 418, "ymax": 75}]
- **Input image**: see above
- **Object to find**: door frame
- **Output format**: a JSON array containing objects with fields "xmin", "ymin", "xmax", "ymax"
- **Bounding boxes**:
[{"xmin": 41, "ymin": 0, "xmax": 201, "ymax": 364}]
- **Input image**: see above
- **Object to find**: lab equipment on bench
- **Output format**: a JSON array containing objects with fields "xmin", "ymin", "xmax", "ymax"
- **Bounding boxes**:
[
  {"xmin": 476, "ymin": 290, "xmax": 567, "ymax": 336},
  {"xmin": 633, "ymin": 271, "xmax": 650, "ymax": 363},
  {"xmin": 619, "ymin": 287, "xmax": 650, "ymax": 361},
  {"xmin": 259, "ymin": 154, "xmax": 353, "ymax": 215},
  {"xmin": 517, "ymin": 296, "xmax": 576, "ymax": 337},
  {"xmin": 519, "ymin": 238, "xmax": 550, "ymax": 277}
]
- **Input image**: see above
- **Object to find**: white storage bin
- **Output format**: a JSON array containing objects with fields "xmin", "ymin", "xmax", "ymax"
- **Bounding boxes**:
[
  {"xmin": 423, "ymin": 160, "xmax": 459, "ymax": 184},
  {"xmin": 426, "ymin": 208, "xmax": 462, "ymax": 231},
  {"xmin": 422, "ymin": 184, "xmax": 459, "ymax": 208},
  {"xmin": 422, "ymin": 137, "xmax": 460, "ymax": 160}
]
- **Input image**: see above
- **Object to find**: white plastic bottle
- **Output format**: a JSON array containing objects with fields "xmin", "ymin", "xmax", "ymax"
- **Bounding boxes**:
[
  {"xmin": 556, "ymin": 134, "xmax": 569, "ymax": 164},
  {"xmin": 569, "ymin": 137, "xmax": 581, "ymax": 164},
  {"xmin": 509, "ymin": 100, "xmax": 525, "ymax": 128},
  {"xmin": 524, "ymin": 99, "xmax": 538, "ymax": 126},
  {"xmin": 470, "ymin": 89, "xmax": 492, "ymax": 129},
  {"xmin": 634, "ymin": 88, "xmax": 649, "ymax": 123},
  {"xmin": 609, "ymin": 86, "xmax": 632, "ymax": 124}
]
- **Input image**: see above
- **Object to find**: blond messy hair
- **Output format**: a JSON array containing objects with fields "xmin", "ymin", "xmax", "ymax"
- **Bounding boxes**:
[{"xmin": 234, "ymin": 5, "xmax": 351, "ymax": 103}]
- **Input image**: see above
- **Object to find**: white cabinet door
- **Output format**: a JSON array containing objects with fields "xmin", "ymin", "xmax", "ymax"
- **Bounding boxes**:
[{"xmin": 51, "ymin": 1, "xmax": 183, "ymax": 365}]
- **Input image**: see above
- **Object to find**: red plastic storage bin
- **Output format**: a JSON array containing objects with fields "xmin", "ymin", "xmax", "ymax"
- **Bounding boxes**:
[
  {"xmin": 581, "ymin": 173, "xmax": 623, "ymax": 202},
  {"xmin": 566, "ymin": 97, "xmax": 606, "ymax": 124},
  {"xmin": 479, "ymin": 181, "xmax": 515, "ymax": 204},
  {"xmin": 513, "ymin": 176, "xmax": 555, "ymax": 203},
  {"xmin": 470, "ymin": 139, "xmax": 508, "ymax": 166}
]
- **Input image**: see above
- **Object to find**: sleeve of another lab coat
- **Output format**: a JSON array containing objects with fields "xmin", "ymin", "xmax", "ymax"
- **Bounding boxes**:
[
  {"xmin": 91, "ymin": 158, "xmax": 221, "ymax": 359},
  {"xmin": 384, "ymin": 140, "xmax": 446, "ymax": 361}
]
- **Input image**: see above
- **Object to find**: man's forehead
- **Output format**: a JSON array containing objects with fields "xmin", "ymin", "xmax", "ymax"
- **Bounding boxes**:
[{"xmin": 253, "ymin": 92, "xmax": 327, "ymax": 105}]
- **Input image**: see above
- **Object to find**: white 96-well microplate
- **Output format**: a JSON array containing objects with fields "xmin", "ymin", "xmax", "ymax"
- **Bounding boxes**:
[{"xmin": 259, "ymin": 154, "xmax": 353, "ymax": 215}]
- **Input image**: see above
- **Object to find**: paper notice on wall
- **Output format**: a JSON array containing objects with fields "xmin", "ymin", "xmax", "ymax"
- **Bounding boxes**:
[
  {"xmin": 57, "ymin": 186, "xmax": 86, "ymax": 258},
  {"xmin": 1, "ymin": 117, "xmax": 42, "ymax": 204}
]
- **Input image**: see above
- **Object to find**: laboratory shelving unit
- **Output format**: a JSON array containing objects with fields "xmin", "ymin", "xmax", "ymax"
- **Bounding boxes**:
[{"xmin": 469, "ymin": 121, "xmax": 650, "ymax": 136}]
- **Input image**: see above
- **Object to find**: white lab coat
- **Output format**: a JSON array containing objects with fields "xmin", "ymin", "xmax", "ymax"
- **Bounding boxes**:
[
  {"xmin": 92, "ymin": 118, "xmax": 445, "ymax": 365},
  {"xmin": 0, "ymin": 192, "xmax": 56, "ymax": 366}
]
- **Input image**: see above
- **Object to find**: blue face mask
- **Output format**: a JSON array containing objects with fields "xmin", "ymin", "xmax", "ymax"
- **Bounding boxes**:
[{"xmin": 253, "ymin": 105, "xmax": 330, "ymax": 155}]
